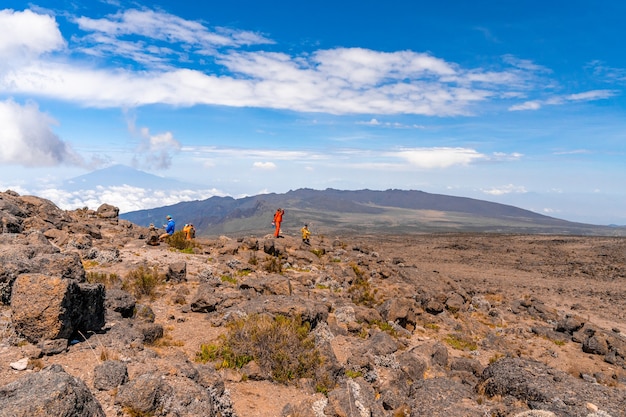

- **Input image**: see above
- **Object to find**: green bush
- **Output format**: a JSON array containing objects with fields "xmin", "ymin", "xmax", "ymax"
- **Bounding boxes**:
[
  {"xmin": 196, "ymin": 314, "xmax": 321, "ymax": 384},
  {"xmin": 165, "ymin": 230, "xmax": 197, "ymax": 251}
]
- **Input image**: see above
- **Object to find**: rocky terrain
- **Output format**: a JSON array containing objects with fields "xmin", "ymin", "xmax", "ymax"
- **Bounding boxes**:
[{"xmin": 1, "ymin": 189, "xmax": 626, "ymax": 417}]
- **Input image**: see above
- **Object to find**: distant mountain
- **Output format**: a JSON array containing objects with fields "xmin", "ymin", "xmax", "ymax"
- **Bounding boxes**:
[
  {"xmin": 62, "ymin": 165, "xmax": 199, "ymax": 192},
  {"xmin": 120, "ymin": 188, "xmax": 626, "ymax": 237}
]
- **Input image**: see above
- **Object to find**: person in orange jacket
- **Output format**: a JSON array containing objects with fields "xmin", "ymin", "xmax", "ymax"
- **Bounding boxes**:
[
  {"xmin": 273, "ymin": 208, "xmax": 284, "ymax": 238},
  {"xmin": 183, "ymin": 223, "xmax": 192, "ymax": 240}
]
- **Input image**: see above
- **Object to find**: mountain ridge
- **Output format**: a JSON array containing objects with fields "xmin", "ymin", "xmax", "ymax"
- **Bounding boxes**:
[{"xmin": 120, "ymin": 188, "xmax": 626, "ymax": 237}]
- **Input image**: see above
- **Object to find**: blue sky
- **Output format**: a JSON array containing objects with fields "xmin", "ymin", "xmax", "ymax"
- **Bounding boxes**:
[{"xmin": 1, "ymin": 0, "xmax": 625, "ymax": 225}]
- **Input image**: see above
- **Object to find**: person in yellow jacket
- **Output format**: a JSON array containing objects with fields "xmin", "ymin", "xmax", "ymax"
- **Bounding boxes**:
[
  {"xmin": 183, "ymin": 223, "xmax": 193, "ymax": 240},
  {"xmin": 301, "ymin": 224, "xmax": 311, "ymax": 245}
]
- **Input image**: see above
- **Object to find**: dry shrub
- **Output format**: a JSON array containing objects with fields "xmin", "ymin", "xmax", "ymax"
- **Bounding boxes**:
[
  {"xmin": 196, "ymin": 314, "xmax": 321, "ymax": 384},
  {"xmin": 86, "ymin": 271, "xmax": 120, "ymax": 288},
  {"xmin": 123, "ymin": 264, "xmax": 162, "ymax": 299},
  {"xmin": 263, "ymin": 256, "xmax": 282, "ymax": 273}
]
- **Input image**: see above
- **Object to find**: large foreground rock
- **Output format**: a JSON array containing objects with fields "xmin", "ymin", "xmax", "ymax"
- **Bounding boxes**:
[
  {"xmin": 0, "ymin": 364, "xmax": 104, "ymax": 417},
  {"xmin": 10, "ymin": 273, "xmax": 105, "ymax": 344},
  {"xmin": 477, "ymin": 357, "xmax": 626, "ymax": 416}
]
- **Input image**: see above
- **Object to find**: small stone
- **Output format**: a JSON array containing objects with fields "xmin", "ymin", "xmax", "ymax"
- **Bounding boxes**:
[{"xmin": 10, "ymin": 357, "xmax": 29, "ymax": 371}]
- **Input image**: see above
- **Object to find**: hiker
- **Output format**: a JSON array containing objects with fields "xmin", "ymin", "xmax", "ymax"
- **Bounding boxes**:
[
  {"xmin": 183, "ymin": 223, "xmax": 193, "ymax": 240},
  {"xmin": 273, "ymin": 208, "xmax": 284, "ymax": 238},
  {"xmin": 159, "ymin": 215, "xmax": 175, "ymax": 241},
  {"xmin": 301, "ymin": 224, "xmax": 311, "ymax": 245}
]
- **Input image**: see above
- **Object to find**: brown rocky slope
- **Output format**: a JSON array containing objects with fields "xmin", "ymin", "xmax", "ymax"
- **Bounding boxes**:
[{"xmin": 1, "ymin": 190, "xmax": 625, "ymax": 417}]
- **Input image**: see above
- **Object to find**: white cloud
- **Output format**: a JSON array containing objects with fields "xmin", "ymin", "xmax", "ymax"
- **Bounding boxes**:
[
  {"xmin": 253, "ymin": 161, "xmax": 277, "ymax": 170},
  {"xmin": 0, "ymin": 9, "xmax": 65, "ymax": 64},
  {"xmin": 0, "ymin": 8, "xmax": 566, "ymax": 117},
  {"xmin": 391, "ymin": 147, "xmax": 486, "ymax": 168},
  {"xmin": 73, "ymin": 8, "xmax": 273, "ymax": 64},
  {"xmin": 126, "ymin": 115, "xmax": 181, "ymax": 170},
  {"xmin": 36, "ymin": 184, "xmax": 222, "ymax": 213},
  {"xmin": 509, "ymin": 101, "xmax": 542, "ymax": 111},
  {"xmin": 509, "ymin": 89, "xmax": 616, "ymax": 111},
  {"xmin": 481, "ymin": 184, "xmax": 528, "ymax": 196},
  {"xmin": 0, "ymin": 9, "xmax": 616, "ymax": 119},
  {"xmin": 0, "ymin": 99, "xmax": 83, "ymax": 167}
]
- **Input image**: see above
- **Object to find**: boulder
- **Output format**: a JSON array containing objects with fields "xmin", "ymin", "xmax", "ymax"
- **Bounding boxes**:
[
  {"xmin": 0, "ymin": 364, "xmax": 104, "ymax": 417},
  {"xmin": 166, "ymin": 261, "xmax": 187, "ymax": 283},
  {"xmin": 94, "ymin": 360, "xmax": 129, "ymax": 390},
  {"xmin": 325, "ymin": 377, "xmax": 385, "ymax": 417},
  {"xmin": 96, "ymin": 203, "xmax": 119, "ymax": 219},
  {"xmin": 10, "ymin": 273, "xmax": 105, "ymax": 344},
  {"xmin": 105, "ymin": 288, "xmax": 136, "ymax": 319},
  {"xmin": 477, "ymin": 357, "xmax": 626, "ymax": 416}
]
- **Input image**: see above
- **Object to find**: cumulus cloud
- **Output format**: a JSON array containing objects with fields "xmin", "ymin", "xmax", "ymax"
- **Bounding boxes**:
[
  {"xmin": 126, "ymin": 115, "xmax": 181, "ymax": 169},
  {"xmin": 0, "ymin": 9, "xmax": 65, "ymax": 65},
  {"xmin": 0, "ymin": 99, "xmax": 83, "ymax": 167},
  {"xmin": 392, "ymin": 147, "xmax": 486, "ymax": 169}
]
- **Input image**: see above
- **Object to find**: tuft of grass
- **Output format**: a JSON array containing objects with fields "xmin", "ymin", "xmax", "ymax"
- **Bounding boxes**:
[
  {"xmin": 220, "ymin": 274, "xmax": 238, "ymax": 285},
  {"xmin": 248, "ymin": 253, "xmax": 258, "ymax": 266},
  {"xmin": 489, "ymin": 353, "xmax": 505, "ymax": 363},
  {"xmin": 424, "ymin": 323, "xmax": 440, "ymax": 331},
  {"xmin": 100, "ymin": 347, "xmax": 119, "ymax": 361},
  {"xmin": 310, "ymin": 248, "xmax": 325, "ymax": 258},
  {"xmin": 28, "ymin": 358, "xmax": 45, "ymax": 370},
  {"xmin": 195, "ymin": 314, "xmax": 321, "ymax": 384},
  {"xmin": 372, "ymin": 320, "xmax": 399, "ymax": 337},
  {"xmin": 82, "ymin": 260, "xmax": 99, "ymax": 269},
  {"xmin": 86, "ymin": 271, "xmax": 120, "ymax": 288},
  {"xmin": 444, "ymin": 333, "xmax": 478, "ymax": 351},
  {"xmin": 345, "ymin": 369, "xmax": 362, "ymax": 378}
]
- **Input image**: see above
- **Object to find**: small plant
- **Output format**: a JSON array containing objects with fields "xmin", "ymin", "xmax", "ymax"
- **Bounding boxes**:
[
  {"xmin": 195, "ymin": 314, "xmax": 322, "ymax": 384},
  {"xmin": 28, "ymin": 358, "xmax": 45, "ymax": 370},
  {"xmin": 345, "ymin": 369, "xmax": 362, "ymax": 378},
  {"xmin": 235, "ymin": 269, "xmax": 252, "ymax": 277},
  {"xmin": 348, "ymin": 263, "xmax": 378, "ymax": 307},
  {"xmin": 372, "ymin": 320, "xmax": 398, "ymax": 337},
  {"xmin": 248, "ymin": 253, "xmax": 258, "ymax": 266},
  {"xmin": 263, "ymin": 256, "xmax": 282, "ymax": 273},
  {"xmin": 444, "ymin": 333, "xmax": 478, "ymax": 351},
  {"xmin": 310, "ymin": 248, "xmax": 325, "ymax": 258},
  {"xmin": 86, "ymin": 271, "xmax": 120, "ymax": 288},
  {"xmin": 489, "ymin": 353, "xmax": 504, "ymax": 363},
  {"xmin": 100, "ymin": 347, "xmax": 119, "ymax": 361},
  {"xmin": 165, "ymin": 230, "xmax": 198, "ymax": 251},
  {"xmin": 122, "ymin": 406, "xmax": 154, "ymax": 417},
  {"xmin": 123, "ymin": 264, "xmax": 162, "ymax": 299},
  {"xmin": 424, "ymin": 323, "xmax": 440, "ymax": 331},
  {"xmin": 82, "ymin": 260, "xmax": 99, "ymax": 269},
  {"xmin": 220, "ymin": 275, "xmax": 238, "ymax": 285}
]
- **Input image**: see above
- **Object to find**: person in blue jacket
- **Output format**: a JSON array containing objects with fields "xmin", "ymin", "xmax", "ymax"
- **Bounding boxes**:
[{"xmin": 159, "ymin": 215, "xmax": 175, "ymax": 241}]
